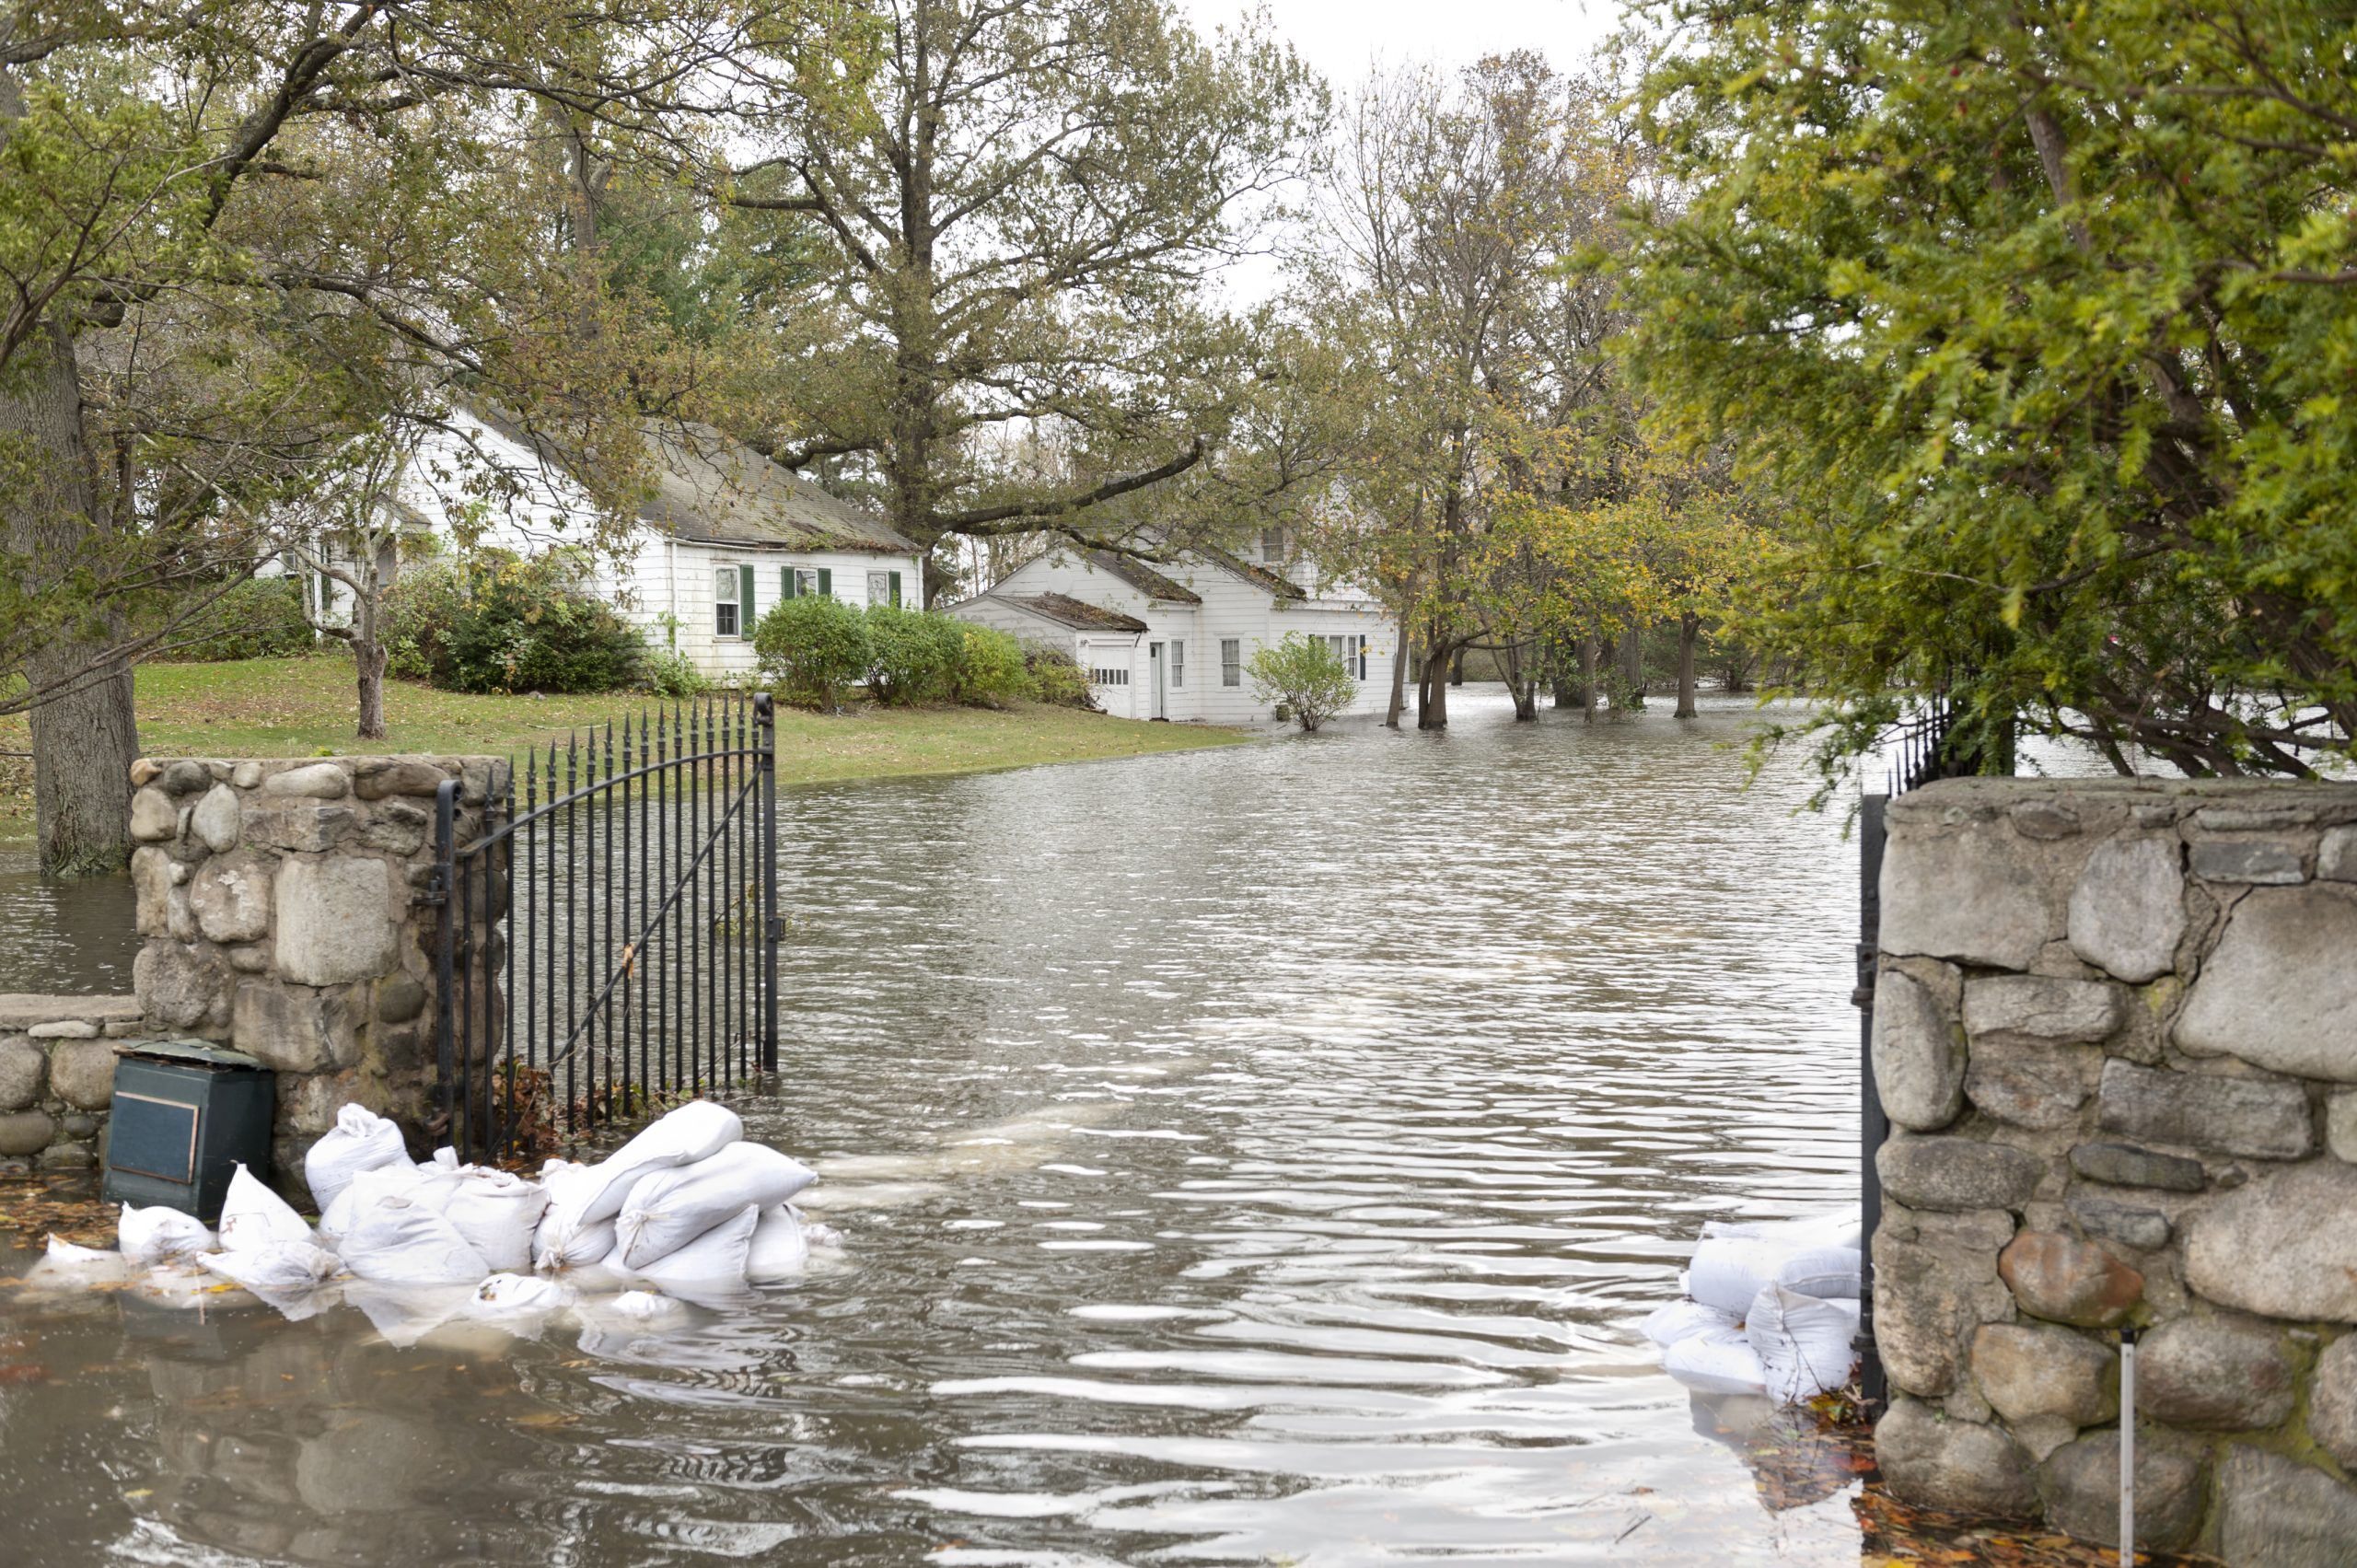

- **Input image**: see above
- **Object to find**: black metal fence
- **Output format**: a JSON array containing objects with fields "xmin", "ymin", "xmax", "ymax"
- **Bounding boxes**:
[
  {"xmin": 1855, "ymin": 691, "xmax": 1983, "ymax": 1407},
  {"xmin": 430, "ymin": 694, "xmax": 779, "ymax": 1164}
]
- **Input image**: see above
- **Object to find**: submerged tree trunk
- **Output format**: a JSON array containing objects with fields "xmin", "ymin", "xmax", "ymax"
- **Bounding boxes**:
[
  {"xmin": 7, "ymin": 319, "xmax": 138, "ymax": 876},
  {"xmin": 1419, "ymin": 624, "xmax": 1451, "ymax": 730},
  {"xmin": 1450, "ymin": 647, "xmax": 1466, "ymax": 687},
  {"xmin": 1579, "ymin": 633, "xmax": 1599, "ymax": 724},
  {"xmin": 1674, "ymin": 611, "xmax": 1701, "ymax": 719},
  {"xmin": 1549, "ymin": 635, "xmax": 1579, "ymax": 710},
  {"xmin": 1617, "ymin": 622, "xmax": 1645, "ymax": 710},
  {"xmin": 1499, "ymin": 642, "xmax": 1538, "ymax": 721},
  {"xmin": 1385, "ymin": 626, "xmax": 1409, "ymax": 728}
]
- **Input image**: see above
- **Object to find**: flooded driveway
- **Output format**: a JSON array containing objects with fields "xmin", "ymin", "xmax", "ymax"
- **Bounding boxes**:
[{"xmin": 0, "ymin": 690, "xmax": 1873, "ymax": 1564}]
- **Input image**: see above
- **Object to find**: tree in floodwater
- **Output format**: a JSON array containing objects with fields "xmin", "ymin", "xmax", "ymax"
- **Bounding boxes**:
[
  {"xmin": 1620, "ymin": 0, "xmax": 2357, "ymax": 780},
  {"xmin": 1248, "ymin": 633, "xmax": 1358, "ymax": 733}
]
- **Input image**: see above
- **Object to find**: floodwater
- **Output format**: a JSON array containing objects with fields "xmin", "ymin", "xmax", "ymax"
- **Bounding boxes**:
[{"xmin": 0, "ymin": 690, "xmax": 1877, "ymax": 1566}]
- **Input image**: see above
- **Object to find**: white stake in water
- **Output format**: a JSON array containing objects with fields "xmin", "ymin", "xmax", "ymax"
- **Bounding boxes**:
[{"xmin": 2119, "ymin": 1325, "xmax": 2140, "ymax": 1565}]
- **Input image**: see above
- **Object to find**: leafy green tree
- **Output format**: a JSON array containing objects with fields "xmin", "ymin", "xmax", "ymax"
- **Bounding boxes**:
[
  {"xmin": 754, "ymin": 593, "xmax": 873, "ymax": 711},
  {"xmin": 1620, "ymin": 0, "xmax": 2357, "ymax": 778},
  {"xmin": 715, "ymin": 0, "xmax": 1321, "ymax": 563},
  {"xmin": 1248, "ymin": 633, "xmax": 1356, "ymax": 732}
]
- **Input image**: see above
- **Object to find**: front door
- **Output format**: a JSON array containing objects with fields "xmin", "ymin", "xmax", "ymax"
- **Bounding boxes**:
[{"xmin": 1149, "ymin": 642, "xmax": 1166, "ymax": 719}]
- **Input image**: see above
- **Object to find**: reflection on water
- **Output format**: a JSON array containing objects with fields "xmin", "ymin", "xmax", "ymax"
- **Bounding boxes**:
[
  {"xmin": 2, "ymin": 690, "xmax": 1875, "ymax": 1565},
  {"xmin": 0, "ymin": 852, "xmax": 137, "ymax": 993}
]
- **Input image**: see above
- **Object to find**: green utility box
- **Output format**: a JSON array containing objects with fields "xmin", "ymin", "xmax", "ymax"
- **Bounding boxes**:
[{"xmin": 100, "ymin": 1040, "xmax": 275, "ymax": 1224}]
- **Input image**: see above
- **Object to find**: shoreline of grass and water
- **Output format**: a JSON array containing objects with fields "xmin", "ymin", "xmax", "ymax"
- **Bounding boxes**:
[{"xmin": 0, "ymin": 655, "xmax": 1255, "ymax": 843}]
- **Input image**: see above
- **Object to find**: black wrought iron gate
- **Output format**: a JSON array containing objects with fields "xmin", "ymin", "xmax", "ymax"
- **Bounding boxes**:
[{"xmin": 430, "ymin": 694, "xmax": 779, "ymax": 1163}]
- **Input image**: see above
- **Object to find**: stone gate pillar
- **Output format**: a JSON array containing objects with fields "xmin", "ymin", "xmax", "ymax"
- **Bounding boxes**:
[{"xmin": 127, "ymin": 754, "xmax": 507, "ymax": 1196}]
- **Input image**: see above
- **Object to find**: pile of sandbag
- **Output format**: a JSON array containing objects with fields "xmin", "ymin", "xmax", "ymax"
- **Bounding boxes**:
[
  {"xmin": 1642, "ymin": 1211, "xmax": 1862, "ymax": 1405},
  {"xmin": 31, "ymin": 1099, "xmax": 829, "ymax": 1341}
]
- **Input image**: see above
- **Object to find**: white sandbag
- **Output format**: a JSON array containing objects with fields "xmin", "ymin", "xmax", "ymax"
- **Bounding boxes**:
[
  {"xmin": 200, "ymin": 1243, "xmax": 340, "ymax": 1295},
  {"xmin": 1705, "ymin": 1211, "xmax": 1863, "ymax": 1250},
  {"xmin": 217, "ymin": 1165, "xmax": 312, "ymax": 1252},
  {"xmin": 437, "ymin": 1167, "xmax": 550, "ymax": 1273},
  {"xmin": 538, "ymin": 1216, "xmax": 616, "ymax": 1275},
  {"xmin": 319, "ymin": 1162, "xmax": 435, "ymax": 1246},
  {"xmin": 302, "ymin": 1104, "xmax": 409, "ymax": 1209},
  {"xmin": 1640, "ymin": 1299, "xmax": 1740, "ymax": 1351},
  {"xmin": 132, "ymin": 1261, "xmax": 258, "ymax": 1312},
  {"xmin": 1747, "ymin": 1284, "xmax": 1862, "ymax": 1404},
  {"xmin": 462, "ymin": 1273, "xmax": 576, "ymax": 1335},
  {"xmin": 33, "ymin": 1235, "xmax": 133, "ymax": 1287},
  {"xmin": 747, "ymin": 1205, "xmax": 809, "ymax": 1283},
  {"xmin": 119, "ymin": 1203, "xmax": 215, "ymax": 1265},
  {"xmin": 611, "ymin": 1289, "xmax": 685, "ymax": 1323},
  {"xmin": 1687, "ymin": 1237, "xmax": 1790, "ymax": 1316},
  {"xmin": 1662, "ymin": 1324, "xmax": 1769, "ymax": 1398},
  {"xmin": 617, "ymin": 1203, "xmax": 759, "ymax": 1292},
  {"xmin": 531, "ymin": 1161, "xmax": 606, "ymax": 1270},
  {"xmin": 614, "ymin": 1143, "xmax": 816, "ymax": 1270},
  {"xmin": 337, "ymin": 1193, "xmax": 490, "ymax": 1285},
  {"xmin": 574, "ymin": 1101, "xmax": 745, "ymax": 1226},
  {"xmin": 1773, "ymin": 1246, "xmax": 1863, "ymax": 1301}
]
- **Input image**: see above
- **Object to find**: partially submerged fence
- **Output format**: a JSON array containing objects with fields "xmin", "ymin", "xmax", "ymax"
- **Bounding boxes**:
[{"xmin": 430, "ymin": 695, "xmax": 780, "ymax": 1162}]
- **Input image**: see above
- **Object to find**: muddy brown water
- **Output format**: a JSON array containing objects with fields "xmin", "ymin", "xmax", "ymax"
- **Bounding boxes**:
[{"xmin": 1, "ymin": 691, "xmax": 1896, "ymax": 1565}]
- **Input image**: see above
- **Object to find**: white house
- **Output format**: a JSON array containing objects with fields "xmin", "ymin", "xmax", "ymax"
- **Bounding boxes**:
[
  {"xmin": 292, "ymin": 405, "xmax": 926, "ymax": 678},
  {"xmin": 945, "ymin": 534, "xmax": 1399, "ymax": 722}
]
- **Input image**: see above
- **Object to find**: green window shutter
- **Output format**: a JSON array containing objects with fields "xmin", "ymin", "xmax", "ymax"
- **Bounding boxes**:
[
  {"xmin": 739, "ymin": 564, "xmax": 756, "ymax": 633},
  {"xmin": 817, "ymin": 567, "xmax": 831, "ymax": 598},
  {"xmin": 781, "ymin": 564, "xmax": 794, "ymax": 599},
  {"xmin": 888, "ymin": 570, "xmax": 902, "ymax": 608}
]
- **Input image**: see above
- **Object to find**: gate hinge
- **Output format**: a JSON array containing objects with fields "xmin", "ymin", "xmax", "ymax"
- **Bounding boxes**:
[{"xmin": 767, "ymin": 917, "xmax": 786, "ymax": 943}]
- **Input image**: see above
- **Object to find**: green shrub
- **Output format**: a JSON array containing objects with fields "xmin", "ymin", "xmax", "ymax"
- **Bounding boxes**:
[
  {"xmin": 753, "ymin": 592, "xmax": 872, "ymax": 710},
  {"xmin": 957, "ymin": 626, "xmax": 1039, "ymax": 707},
  {"xmin": 164, "ymin": 576, "xmax": 316, "ymax": 662},
  {"xmin": 383, "ymin": 551, "xmax": 643, "ymax": 694},
  {"xmin": 639, "ymin": 643, "xmax": 711, "ymax": 698},
  {"xmin": 865, "ymin": 605, "xmax": 967, "ymax": 704},
  {"xmin": 1025, "ymin": 645, "xmax": 1094, "ymax": 709},
  {"xmin": 1247, "ymin": 632, "xmax": 1356, "ymax": 732}
]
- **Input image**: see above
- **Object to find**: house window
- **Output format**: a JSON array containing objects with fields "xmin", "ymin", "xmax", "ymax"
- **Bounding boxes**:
[
  {"xmin": 1221, "ymin": 638, "xmax": 1241, "ymax": 687},
  {"xmin": 1260, "ymin": 527, "xmax": 1284, "ymax": 563},
  {"xmin": 1326, "ymin": 633, "xmax": 1365, "ymax": 679},
  {"xmin": 1089, "ymin": 667, "xmax": 1131, "ymax": 686},
  {"xmin": 714, "ymin": 566, "xmax": 740, "ymax": 637},
  {"xmin": 867, "ymin": 570, "xmax": 890, "ymax": 605},
  {"xmin": 1170, "ymin": 639, "xmax": 1184, "ymax": 688}
]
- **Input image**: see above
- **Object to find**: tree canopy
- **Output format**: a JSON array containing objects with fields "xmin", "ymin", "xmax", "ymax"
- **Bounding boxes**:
[{"xmin": 1620, "ymin": 0, "xmax": 2357, "ymax": 778}]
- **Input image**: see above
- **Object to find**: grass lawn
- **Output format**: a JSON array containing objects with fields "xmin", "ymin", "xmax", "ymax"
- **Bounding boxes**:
[{"xmin": 0, "ymin": 656, "xmax": 1253, "ymax": 840}]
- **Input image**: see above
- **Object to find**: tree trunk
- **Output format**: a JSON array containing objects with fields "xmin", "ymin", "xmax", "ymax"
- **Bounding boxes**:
[
  {"xmin": 1617, "ymin": 622, "xmax": 1645, "ymax": 710},
  {"xmin": 1450, "ymin": 647, "xmax": 1466, "ymax": 686},
  {"xmin": 1550, "ymin": 635, "xmax": 1578, "ymax": 710},
  {"xmin": 1674, "ymin": 611, "xmax": 1701, "ymax": 720},
  {"xmin": 1580, "ymin": 633, "xmax": 1599, "ymax": 724},
  {"xmin": 1500, "ymin": 643, "xmax": 1538, "ymax": 721},
  {"xmin": 1419, "ymin": 627, "xmax": 1450, "ymax": 730},
  {"xmin": 6, "ymin": 318, "xmax": 138, "ymax": 876},
  {"xmin": 1385, "ymin": 628, "xmax": 1409, "ymax": 728},
  {"xmin": 354, "ymin": 632, "xmax": 388, "ymax": 740}
]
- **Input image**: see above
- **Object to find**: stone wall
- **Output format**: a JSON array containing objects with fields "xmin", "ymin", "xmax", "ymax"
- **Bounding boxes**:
[
  {"xmin": 0, "ymin": 993, "xmax": 145, "ymax": 1173},
  {"xmin": 1871, "ymin": 777, "xmax": 2357, "ymax": 1562},
  {"xmin": 127, "ymin": 754, "xmax": 505, "ymax": 1197}
]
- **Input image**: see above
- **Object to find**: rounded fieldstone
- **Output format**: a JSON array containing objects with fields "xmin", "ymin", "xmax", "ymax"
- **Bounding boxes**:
[
  {"xmin": 1999, "ymin": 1230, "xmax": 2143, "ymax": 1327},
  {"xmin": 130, "ymin": 758, "xmax": 162, "ymax": 787},
  {"xmin": 0, "ymin": 1110, "xmax": 55, "ymax": 1156},
  {"xmin": 1971, "ymin": 1323, "xmax": 2117, "ymax": 1427},
  {"xmin": 2322, "ymin": 824, "xmax": 2357, "ymax": 883},
  {"xmin": 2176, "ymin": 884, "xmax": 2357, "ymax": 1080},
  {"xmin": 191, "ymin": 854, "xmax": 273, "ymax": 945},
  {"xmin": 129, "ymin": 786, "xmax": 178, "ymax": 842},
  {"xmin": 1878, "ymin": 1135, "xmax": 2044, "ymax": 1214},
  {"xmin": 260, "ymin": 761, "xmax": 350, "ymax": 799},
  {"xmin": 0, "ymin": 1040, "xmax": 43, "ymax": 1110},
  {"xmin": 1962, "ymin": 974, "xmax": 2123, "ymax": 1046},
  {"xmin": 231, "ymin": 761, "xmax": 263, "ymax": 789},
  {"xmin": 2186, "ymin": 1161, "xmax": 2357, "ymax": 1322},
  {"xmin": 353, "ymin": 761, "xmax": 448, "ymax": 800},
  {"xmin": 1875, "ymin": 1208, "xmax": 2020, "ymax": 1397},
  {"xmin": 59, "ymin": 1112, "xmax": 97, "ymax": 1138},
  {"xmin": 1879, "ymin": 817, "xmax": 2062, "ymax": 970},
  {"xmin": 190, "ymin": 782, "xmax": 241, "ymax": 854},
  {"xmin": 1874, "ymin": 1396, "xmax": 2038, "ymax": 1519},
  {"xmin": 376, "ymin": 975, "xmax": 426, "ymax": 1025},
  {"xmin": 1965, "ymin": 1042, "xmax": 2096, "ymax": 1131},
  {"xmin": 2216, "ymin": 1445, "xmax": 2357, "ymax": 1567},
  {"xmin": 160, "ymin": 759, "xmax": 211, "ymax": 796},
  {"xmin": 2065, "ymin": 1191, "xmax": 2170, "ymax": 1251},
  {"xmin": 2311, "ymin": 1337, "xmax": 2357, "ymax": 1471},
  {"xmin": 37, "ymin": 1143, "xmax": 92, "ymax": 1170},
  {"xmin": 2067, "ymin": 835, "xmax": 2186, "ymax": 982},
  {"xmin": 2140, "ymin": 1315, "xmax": 2294, "ymax": 1431},
  {"xmin": 46, "ymin": 1039, "xmax": 118, "ymax": 1110},
  {"xmin": 2036, "ymin": 1433, "xmax": 2205, "ymax": 1552},
  {"xmin": 1874, "ymin": 970, "xmax": 1967, "ymax": 1130}
]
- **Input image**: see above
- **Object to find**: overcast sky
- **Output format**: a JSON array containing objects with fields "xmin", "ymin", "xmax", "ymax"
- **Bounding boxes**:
[{"xmin": 1176, "ymin": 0, "xmax": 1628, "ymax": 90}]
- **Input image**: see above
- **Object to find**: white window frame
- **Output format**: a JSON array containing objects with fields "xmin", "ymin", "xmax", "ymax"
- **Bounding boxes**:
[
  {"xmin": 1220, "ymin": 637, "xmax": 1241, "ymax": 687},
  {"xmin": 1170, "ymin": 639, "xmax": 1185, "ymax": 688},
  {"xmin": 866, "ymin": 570, "xmax": 891, "ymax": 606},
  {"xmin": 714, "ymin": 565, "xmax": 741, "ymax": 638}
]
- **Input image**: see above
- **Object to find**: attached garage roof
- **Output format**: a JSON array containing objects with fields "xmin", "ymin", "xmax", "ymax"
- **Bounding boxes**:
[{"xmin": 1002, "ymin": 592, "xmax": 1149, "ymax": 633}]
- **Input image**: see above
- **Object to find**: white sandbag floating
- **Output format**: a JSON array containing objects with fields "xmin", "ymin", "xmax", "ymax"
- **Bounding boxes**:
[
  {"xmin": 303, "ymin": 1104, "xmax": 410, "ymax": 1209},
  {"xmin": 1747, "ymin": 1284, "xmax": 1862, "ymax": 1404},
  {"xmin": 1648, "ymin": 1208, "xmax": 1862, "ymax": 1407},
  {"xmin": 613, "ymin": 1143, "xmax": 817, "ymax": 1270},
  {"xmin": 1662, "ymin": 1325, "xmax": 1769, "ymax": 1398},
  {"xmin": 614, "ymin": 1203, "xmax": 761, "ymax": 1295},
  {"xmin": 437, "ymin": 1167, "xmax": 552, "ymax": 1273},
  {"xmin": 119, "ymin": 1203, "xmax": 215, "ymax": 1265},
  {"xmin": 747, "ymin": 1204, "xmax": 810, "ymax": 1283},
  {"xmin": 217, "ymin": 1165, "xmax": 314, "ymax": 1252},
  {"xmin": 200, "ymin": 1242, "xmax": 341, "ymax": 1295},
  {"xmin": 338, "ymin": 1193, "xmax": 491, "ymax": 1285}
]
